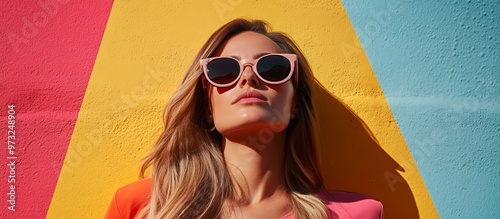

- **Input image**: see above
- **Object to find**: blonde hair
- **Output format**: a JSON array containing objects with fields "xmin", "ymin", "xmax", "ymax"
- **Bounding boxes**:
[{"xmin": 138, "ymin": 19, "xmax": 328, "ymax": 219}]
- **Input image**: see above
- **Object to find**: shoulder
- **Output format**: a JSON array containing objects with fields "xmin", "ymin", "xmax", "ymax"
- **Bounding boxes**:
[
  {"xmin": 105, "ymin": 178, "xmax": 153, "ymax": 219},
  {"xmin": 318, "ymin": 190, "xmax": 384, "ymax": 219},
  {"xmin": 114, "ymin": 178, "xmax": 153, "ymax": 202}
]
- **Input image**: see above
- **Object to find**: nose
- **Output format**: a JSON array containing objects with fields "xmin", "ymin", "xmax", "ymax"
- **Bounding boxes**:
[{"xmin": 237, "ymin": 63, "xmax": 260, "ymax": 87}]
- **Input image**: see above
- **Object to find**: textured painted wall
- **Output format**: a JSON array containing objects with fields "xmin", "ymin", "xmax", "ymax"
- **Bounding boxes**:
[
  {"xmin": 342, "ymin": 0, "xmax": 500, "ymax": 218},
  {"xmin": 4, "ymin": 0, "xmax": 496, "ymax": 219},
  {"xmin": 46, "ymin": 1, "xmax": 435, "ymax": 218},
  {"xmin": 0, "ymin": 1, "xmax": 113, "ymax": 218}
]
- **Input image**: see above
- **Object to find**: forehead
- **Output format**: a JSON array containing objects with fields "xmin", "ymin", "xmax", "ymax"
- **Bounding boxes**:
[{"xmin": 218, "ymin": 31, "xmax": 283, "ymax": 56}]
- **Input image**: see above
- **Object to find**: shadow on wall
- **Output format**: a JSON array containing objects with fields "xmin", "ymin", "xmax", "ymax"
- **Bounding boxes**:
[{"xmin": 314, "ymin": 83, "xmax": 418, "ymax": 219}]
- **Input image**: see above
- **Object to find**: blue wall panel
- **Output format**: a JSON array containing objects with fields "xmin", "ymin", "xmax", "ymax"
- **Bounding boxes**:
[{"xmin": 342, "ymin": 1, "xmax": 499, "ymax": 218}]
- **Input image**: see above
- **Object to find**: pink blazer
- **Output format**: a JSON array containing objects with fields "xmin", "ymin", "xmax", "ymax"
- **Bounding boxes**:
[
  {"xmin": 281, "ymin": 190, "xmax": 384, "ymax": 219},
  {"xmin": 105, "ymin": 178, "xmax": 384, "ymax": 219}
]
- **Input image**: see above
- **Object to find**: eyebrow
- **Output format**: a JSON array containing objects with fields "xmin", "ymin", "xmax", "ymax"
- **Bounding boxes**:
[
  {"xmin": 229, "ymin": 52, "xmax": 271, "ymax": 60},
  {"xmin": 253, "ymin": 52, "xmax": 271, "ymax": 59}
]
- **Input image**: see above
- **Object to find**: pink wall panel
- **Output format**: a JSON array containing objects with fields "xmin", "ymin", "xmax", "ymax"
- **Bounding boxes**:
[{"xmin": 0, "ymin": 0, "xmax": 113, "ymax": 217}]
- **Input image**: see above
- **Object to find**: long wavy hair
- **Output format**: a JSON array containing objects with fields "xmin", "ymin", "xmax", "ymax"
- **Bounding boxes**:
[{"xmin": 138, "ymin": 18, "xmax": 328, "ymax": 219}]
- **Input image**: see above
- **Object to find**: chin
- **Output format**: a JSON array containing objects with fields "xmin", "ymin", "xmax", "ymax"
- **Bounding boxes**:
[{"xmin": 217, "ymin": 119, "xmax": 276, "ymax": 135}]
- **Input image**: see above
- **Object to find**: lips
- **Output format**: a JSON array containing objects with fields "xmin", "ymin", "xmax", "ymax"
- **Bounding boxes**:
[{"xmin": 232, "ymin": 90, "xmax": 267, "ymax": 104}]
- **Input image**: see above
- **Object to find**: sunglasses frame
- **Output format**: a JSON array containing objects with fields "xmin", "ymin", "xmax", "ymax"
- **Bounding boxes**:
[{"xmin": 200, "ymin": 53, "xmax": 298, "ymax": 88}]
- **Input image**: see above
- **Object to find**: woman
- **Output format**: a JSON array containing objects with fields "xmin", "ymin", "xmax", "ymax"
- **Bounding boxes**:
[{"xmin": 105, "ymin": 18, "xmax": 383, "ymax": 219}]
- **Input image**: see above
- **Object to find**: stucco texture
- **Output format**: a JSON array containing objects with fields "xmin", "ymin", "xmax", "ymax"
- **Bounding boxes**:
[
  {"xmin": 45, "ymin": 0, "xmax": 435, "ymax": 218},
  {"xmin": 1, "ymin": 0, "xmax": 497, "ymax": 219},
  {"xmin": 342, "ymin": 1, "xmax": 499, "ymax": 218},
  {"xmin": 1, "ymin": 0, "xmax": 113, "ymax": 218}
]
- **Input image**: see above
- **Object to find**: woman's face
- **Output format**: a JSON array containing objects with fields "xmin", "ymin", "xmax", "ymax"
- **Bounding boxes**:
[{"xmin": 210, "ymin": 31, "xmax": 295, "ymax": 140}]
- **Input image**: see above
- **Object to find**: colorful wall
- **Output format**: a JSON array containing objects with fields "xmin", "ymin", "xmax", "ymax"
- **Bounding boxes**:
[{"xmin": 1, "ymin": 0, "xmax": 498, "ymax": 218}]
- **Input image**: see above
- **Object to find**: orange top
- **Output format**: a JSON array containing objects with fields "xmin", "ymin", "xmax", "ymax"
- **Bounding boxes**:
[
  {"xmin": 105, "ymin": 178, "xmax": 383, "ymax": 219},
  {"xmin": 105, "ymin": 178, "xmax": 152, "ymax": 219}
]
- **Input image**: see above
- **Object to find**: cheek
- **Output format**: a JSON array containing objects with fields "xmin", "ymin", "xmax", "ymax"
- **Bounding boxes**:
[
  {"xmin": 267, "ymin": 83, "xmax": 296, "ymax": 126},
  {"xmin": 272, "ymin": 83, "xmax": 295, "ymax": 112},
  {"xmin": 210, "ymin": 88, "xmax": 239, "ymax": 134},
  {"xmin": 210, "ymin": 87, "xmax": 231, "ymax": 117},
  {"xmin": 264, "ymin": 86, "xmax": 295, "ymax": 134},
  {"xmin": 209, "ymin": 86, "xmax": 230, "ymax": 110}
]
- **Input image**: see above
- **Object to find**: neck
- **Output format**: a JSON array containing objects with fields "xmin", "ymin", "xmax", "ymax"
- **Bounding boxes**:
[{"xmin": 223, "ymin": 130, "xmax": 287, "ymax": 205}]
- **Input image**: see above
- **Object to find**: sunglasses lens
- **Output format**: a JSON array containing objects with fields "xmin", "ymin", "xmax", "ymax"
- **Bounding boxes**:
[
  {"xmin": 256, "ymin": 55, "xmax": 291, "ymax": 82},
  {"xmin": 206, "ymin": 58, "xmax": 240, "ymax": 85}
]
